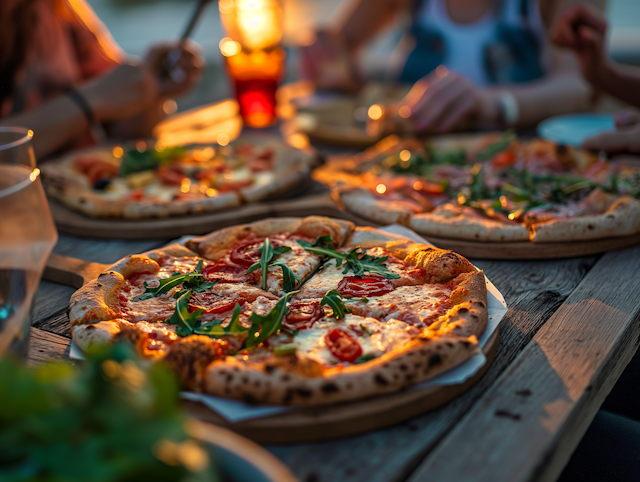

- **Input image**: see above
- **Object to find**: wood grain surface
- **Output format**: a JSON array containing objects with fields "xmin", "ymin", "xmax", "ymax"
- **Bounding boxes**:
[{"xmin": 406, "ymin": 246, "xmax": 640, "ymax": 482}]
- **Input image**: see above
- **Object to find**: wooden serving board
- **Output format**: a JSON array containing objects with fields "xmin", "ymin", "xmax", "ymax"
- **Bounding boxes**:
[{"xmin": 43, "ymin": 252, "xmax": 499, "ymax": 444}]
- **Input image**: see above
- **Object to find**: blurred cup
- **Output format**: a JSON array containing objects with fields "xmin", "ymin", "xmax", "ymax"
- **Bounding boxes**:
[
  {"xmin": 219, "ymin": 0, "xmax": 285, "ymax": 128},
  {"xmin": 0, "ymin": 127, "xmax": 57, "ymax": 359}
]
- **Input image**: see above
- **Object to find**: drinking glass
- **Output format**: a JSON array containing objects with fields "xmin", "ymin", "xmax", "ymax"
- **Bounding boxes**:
[
  {"xmin": 219, "ymin": 0, "xmax": 285, "ymax": 128},
  {"xmin": 0, "ymin": 127, "xmax": 57, "ymax": 359}
]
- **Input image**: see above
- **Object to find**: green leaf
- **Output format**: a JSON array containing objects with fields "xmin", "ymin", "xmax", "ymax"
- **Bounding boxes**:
[
  {"xmin": 246, "ymin": 291, "xmax": 298, "ymax": 348},
  {"xmin": 246, "ymin": 238, "xmax": 292, "ymax": 290},
  {"xmin": 195, "ymin": 303, "xmax": 247, "ymax": 337},
  {"xmin": 165, "ymin": 290, "xmax": 203, "ymax": 336},
  {"xmin": 119, "ymin": 149, "xmax": 159, "ymax": 176},
  {"xmin": 133, "ymin": 261, "xmax": 216, "ymax": 301},
  {"xmin": 359, "ymin": 324, "xmax": 373, "ymax": 336},
  {"xmin": 321, "ymin": 289, "xmax": 350, "ymax": 319},
  {"xmin": 345, "ymin": 296, "xmax": 369, "ymax": 303},
  {"xmin": 353, "ymin": 354, "xmax": 376, "ymax": 364},
  {"xmin": 475, "ymin": 130, "xmax": 516, "ymax": 161},
  {"xmin": 272, "ymin": 262, "xmax": 301, "ymax": 292},
  {"xmin": 274, "ymin": 343, "xmax": 297, "ymax": 356}
]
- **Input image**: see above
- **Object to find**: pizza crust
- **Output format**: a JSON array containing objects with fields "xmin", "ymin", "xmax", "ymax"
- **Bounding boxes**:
[
  {"xmin": 339, "ymin": 189, "xmax": 413, "ymax": 226},
  {"xmin": 530, "ymin": 196, "xmax": 640, "ymax": 243},
  {"xmin": 409, "ymin": 212, "xmax": 530, "ymax": 242}
]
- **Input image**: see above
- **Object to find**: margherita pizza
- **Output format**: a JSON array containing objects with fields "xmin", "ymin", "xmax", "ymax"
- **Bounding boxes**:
[
  {"xmin": 41, "ymin": 138, "xmax": 315, "ymax": 218},
  {"xmin": 69, "ymin": 216, "xmax": 488, "ymax": 405},
  {"xmin": 314, "ymin": 133, "xmax": 640, "ymax": 242}
]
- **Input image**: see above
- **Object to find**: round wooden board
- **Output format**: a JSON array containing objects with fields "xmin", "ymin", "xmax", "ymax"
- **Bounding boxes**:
[
  {"xmin": 337, "ymin": 208, "xmax": 640, "ymax": 260},
  {"xmin": 48, "ymin": 189, "xmax": 341, "ymax": 240},
  {"xmin": 183, "ymin": 328, "xmax": 499, "ymax": 444}
]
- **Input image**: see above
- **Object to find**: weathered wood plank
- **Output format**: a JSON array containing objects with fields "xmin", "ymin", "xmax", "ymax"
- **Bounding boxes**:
[
  {"xmin": 27, "ymin": 327, "xmax": 72, "ymax": 368},
  {"xmin": 32, "ymin": 281, "xmax": 76, "ymax": 325},
  {"xmin": 33, "ymin": 312, "xmax": 72, "ymax": 338},
  {"xmin": 268, "ymin": 256, "xmax": 598, "ymax": 482},
  {"xmin": 53, "ymin": 235, "xmax": 167, "ymax": 264},
  {"xmin": 407, "ymin": 246, "xmax": 640, "ymax": 482}
]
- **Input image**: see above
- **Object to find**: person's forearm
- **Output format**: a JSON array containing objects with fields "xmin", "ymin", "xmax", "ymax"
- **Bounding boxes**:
[
  {"xmin": 337, "ymin": 0, "xmax": 410, "ymax": 51},
  {"xmin": 593, "ymin": 62, "xmax": 640, "ymax": 110},
  {"xmin": 505, "ymin": 72, "xmax": 592, "ymax": 127},
  {"xmin": 0, "ymin": 95, "xmax": 89, "ymax": 160}
]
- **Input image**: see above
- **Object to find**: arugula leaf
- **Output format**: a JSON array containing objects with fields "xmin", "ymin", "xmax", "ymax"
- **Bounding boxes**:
[
  {"xmin": 246, "ymin": 291, "xmax": 298, "ymax": 348},
  {"xmin": 475, "ymin": 130, "xmax": 516, "ymax": 161},
  {"xmin": 165, "ymin": 291, "xmax": 204, "ymax": 336},
  {"xmin": 354, "ymin": 354, "xmax": 376, "ymax": 364},
  {"xmin": 359, "ymin": 324, "xmax": 373, "ymax": 336},
  {"xmin": 195, "ymin": 303, "xmax": 247, "ymax": 337},
  {"xmin": 321, "ymin": 289, "xmax": 351, "ymax": 319},
  {"xmin": 297, "ymin": 234, "xmax": 335, "ymax": 249},
  {"xmin": 246, "ymin": 238, "xmax": 293, "ymax": 290},
  {"xmin": 272, "ymin": 262, "xmax": 301, "ymax": 292},
  {"xmin": 345, "ymin": 296, "xmax": 369, "ymax": 303},
  {"xmin": 119, "ymin": 146, "xmax": 187, "ymax": 176},
  {"xmin": 274, "ymin": 343, "xmax": 297, "ymax": 356},
  {"xmin": 135, "ymin": 261, "xmax": 216, "ymax": 302},
  {"xmin": 298, "ymin": 238, "xmax": 400, "ymax": 280}
]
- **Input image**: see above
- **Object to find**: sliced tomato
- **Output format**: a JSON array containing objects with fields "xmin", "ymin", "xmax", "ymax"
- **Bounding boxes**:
[
  {"xmin": 157, "ymin": 165, "xmax": 186, "ymax": 186},
  {"xmin": 492, "ymin": 151, "xmax": 517, "ymax": 169},
  {"xmin": 337, "ymin": 275, "xmax": 394, "ymax": 297},
  {"xmin": 202, "ymin": 261, "xmax": 254, "ymax": 283},
  {"xmin": 127, "ymin": 188, "xmax": 144, "ymax": 201},
  {"xmin": 325, "ymin": 329, "xmax": 362, "ymax": 363},
  {"xmin": 87, "ymin": 161, "xmax": 118, "ymax": 186},
  {"xmin": 229, "ymin": 238, "xmax": 281, "ymax": 267},
  {"xmin": 74, "ymin": 155, "xmax": 102, "ymax": 173},
  {"xmin": 217, "ymin": 179, "xmax": 255, "ymax": 193},
  {"xmin": 283, "ymin": 301, "xmax": 322, "ymax": 331}
]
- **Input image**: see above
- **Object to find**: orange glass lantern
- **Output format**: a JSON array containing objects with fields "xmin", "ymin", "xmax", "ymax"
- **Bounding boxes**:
[{"xmin": 219, "ymin": 0, "xmax": 285, "ymax": 128}]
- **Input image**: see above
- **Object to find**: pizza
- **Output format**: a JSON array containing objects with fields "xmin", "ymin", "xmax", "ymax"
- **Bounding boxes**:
[
  {"xmin": 69, "ymin": 216, "xmax": 488, "ymax": 406},
  {"xmin": 314, "ymin": 133, "xmax": 640, "ymax": 243},
  {"xmin": 41, "ymin": 137, "xmax": 315, "ymax": 219}
]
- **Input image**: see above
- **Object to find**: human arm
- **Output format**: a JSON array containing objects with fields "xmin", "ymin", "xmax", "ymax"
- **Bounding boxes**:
[{"xmin": 551, "ymin": 3, "xmax": 640, "ymax": 109}]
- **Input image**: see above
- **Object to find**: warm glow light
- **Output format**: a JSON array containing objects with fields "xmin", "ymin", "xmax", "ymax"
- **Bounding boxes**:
[
  {"xmin": 457, "ymin": 194, "xmax": 466, "ymax": 204},
  {"xmin": 297, "ymin": 29, "xmax": 316, "ymax": 47},
  {"xmin": 218, "ymin": 0, "xmax": 234, "ymax": 14},
  {"xmin": 112, "ymin": 146, "xmax": 124, "ymax": 158},
  {"xmin": 376, "ymin": 184, "xmax": 387, "ymax": 194},
  {"xmin": 368, "ymin": 104, "xmax": 384, "ymax": 120},
  {"xmin": 199, "ymin": 184, "xmax": 208, "ymax": 193},
  {"xmin": 27, "ymin": 129, "xmax": 34, "ymax": 139},
  {"xmin": 217, "ymin": 133, "xmax": 230, "ymax": 146},
  {"xmin": 288, "ymin": 133, "xmax": 309, "ymax": 149},
  {"xmin": 206, "ymin": 188, "xmax": 218, "ymax": 197},
  {"xmin": 180, "ymin": 179, "xmax": 191, "ymax": 193},
  {"xmin": 29, "ymin": 168, "xmax": 40, "ymax": 182},
  {"xmin": 163, "ymin": 99, "xmax": 178, "ymax": 115},
  {"xmin": 229, "ymin": 0, "xmax": 282, "ymax": 51},
  {"xmin": 413, "ymin": 181, "xmax": 423, "ymax": 191},
  {"xmin": 399, "ymin": 150, "xmax": 411, "ymax": 162},
  {"xmin": 219, "ymin": 37, "xmax": 241, "ymax": 57},
  {"xmin": 508, "ymin": 213, "xmax": 516, "ymax": 220},
  {"xmin": 398, "ymin": 105, "xmax": 411, "ymax": 119},
  {"xmin": 136, "ymin": 141, "xmax": 147, "ymax": 152}
]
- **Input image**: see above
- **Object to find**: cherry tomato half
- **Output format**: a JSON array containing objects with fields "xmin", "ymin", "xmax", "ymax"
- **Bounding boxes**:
[
  {"xmin": 337, "ymin": 275, "xmax": 394, "ymax": 298},
  {"xmin": 283, "ymin": 301, "xmax": 322, "ymax": 331},
  {"xmin": 325, "ymin": 329, "xmax": 363, "ymax": 363},
  {"xmin": 492, "ymin": 151, "xmax": 517, "ymax": 169}
]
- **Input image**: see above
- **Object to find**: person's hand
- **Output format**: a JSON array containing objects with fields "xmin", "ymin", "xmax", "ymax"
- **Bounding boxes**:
[
  {"xmin": 400, "ymin": 67, "xmax": 499, "ymax": 133},
  {"xmin": 145, "ymin": 41, "xmax": 204, "ymax": 98},
  {"xmin": 550, "ymin": 5, "xmax": 610, "ymax": 87},
  {"xmin": 299, "ymin": 30, "xmax": 361, "ymax": 92},
  {"xmin": 582, "ymin": 111, "xmax": 640, "ymax": 154},
  {"xmin": 78, "ymin": 63, "xmax": 160, "ymax": 123}
]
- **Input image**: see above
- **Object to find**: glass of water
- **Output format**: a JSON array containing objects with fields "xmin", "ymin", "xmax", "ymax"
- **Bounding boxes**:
[{"xmin": 0, "ymin": 127, "xmax": 57, "ymax": 359}]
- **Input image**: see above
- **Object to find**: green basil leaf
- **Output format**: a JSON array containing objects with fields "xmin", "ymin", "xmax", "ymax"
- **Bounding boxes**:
[
  {"xmin": 246, "ymin": 291, "xmax": 298, "ymax": 348},
  {"xmin": 353, "ymin": 354, "xmax": 376, "ymax": 364},
  {"xmin": 274, "ymin": 343, "xmax": 297, "ymax": 356}
]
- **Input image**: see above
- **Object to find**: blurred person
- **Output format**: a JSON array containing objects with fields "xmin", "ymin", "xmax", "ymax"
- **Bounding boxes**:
[
  {"xmin": 552, "ymin": 3, "xmax": 640, "ymax": 154},
  {"xmin": 0, "ymin": 0, "xmax": 204, "ymax": 159},
  {"xmin": 300, "ymin": 0, "xmax": 602, "ymax": 133}
]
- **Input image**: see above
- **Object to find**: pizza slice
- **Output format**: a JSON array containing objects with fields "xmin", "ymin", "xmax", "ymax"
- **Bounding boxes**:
[{"xmin": 186, "ymin": 217, "xmax": 355, "ymax": 296}]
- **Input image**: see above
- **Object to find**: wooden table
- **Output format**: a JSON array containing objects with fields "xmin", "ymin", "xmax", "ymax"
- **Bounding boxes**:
[{"xmin": 29, "ymin": 230, "xmax": 640, "ymax": 482}]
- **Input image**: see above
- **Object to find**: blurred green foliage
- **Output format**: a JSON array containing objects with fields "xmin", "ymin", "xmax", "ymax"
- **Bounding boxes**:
[{"xmin": 0, "ymin": 345, "xmax": 218, "ymax": 482}]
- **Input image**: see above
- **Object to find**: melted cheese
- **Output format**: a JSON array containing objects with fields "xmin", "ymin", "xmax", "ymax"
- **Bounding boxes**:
[{"xmin": 294, "ymin": 314, "xmax": 418, "ymax": 366}]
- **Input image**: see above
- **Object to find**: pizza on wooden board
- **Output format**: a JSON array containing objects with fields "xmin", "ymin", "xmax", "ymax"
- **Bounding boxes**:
[
  {"xmin": 41, "ymin": 138, "xmax": 315, "ymax": 219},
  {"xmin": 69, "ymin": 216, "xmax": 488, "ymax": 406},
  {"xmin": 314, "ymin": 133, "xmax": 640, "ymax": 243}
]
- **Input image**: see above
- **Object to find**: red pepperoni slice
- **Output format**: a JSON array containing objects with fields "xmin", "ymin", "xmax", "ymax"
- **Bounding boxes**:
[
  {"xmin": 283, "ymin": 301, "xmax": 322, "ymax": 331},
  {"xmin": 337, "ymin": 275, "xmax": 394, "ymax": 298},
  {"xmin": 202, "ymin": 262, "xmax": 254, "ymax": 284},
  {"xmin": 229, "ymin": 238, "xmax": 281, "ymax": 267},
  {"xmin": 324, "ymin": 329, "xmax": 362, "ymax": 363},
  {"xmin": 190, "ymin": 292, "xmax": 241, "ymax": 314}
]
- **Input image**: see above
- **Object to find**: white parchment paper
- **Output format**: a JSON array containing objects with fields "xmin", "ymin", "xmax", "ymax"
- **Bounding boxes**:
[{"xmin": 70, "ymin": 225, "xmax": 507, "ymax": 423}]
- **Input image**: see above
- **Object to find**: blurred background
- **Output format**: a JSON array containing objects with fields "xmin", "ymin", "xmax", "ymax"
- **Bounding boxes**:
[{"xmin": 87, "ymin": 0, "xmax": 640, "ymax": 112}]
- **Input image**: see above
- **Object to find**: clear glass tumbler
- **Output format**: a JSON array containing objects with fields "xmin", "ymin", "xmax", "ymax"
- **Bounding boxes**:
[{"xmin": 0, "ymin": 127, "xmax": 57, "ymax": 359}]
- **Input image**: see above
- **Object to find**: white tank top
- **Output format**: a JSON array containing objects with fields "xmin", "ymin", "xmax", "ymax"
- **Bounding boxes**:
[{"xmin": 417, "ymin": 0, "xmax": 498, "ymax": 86}]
